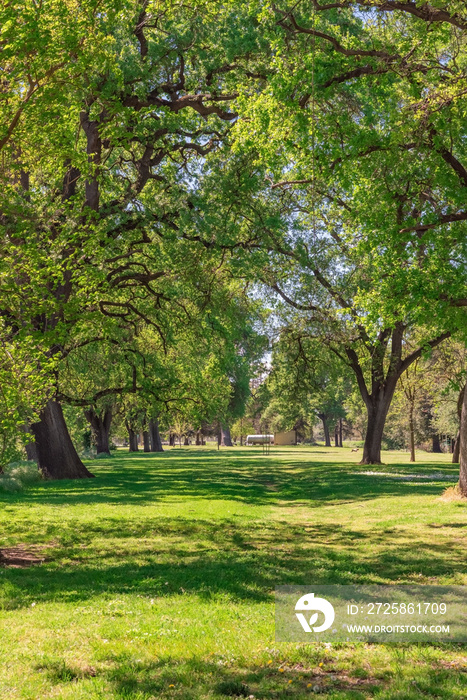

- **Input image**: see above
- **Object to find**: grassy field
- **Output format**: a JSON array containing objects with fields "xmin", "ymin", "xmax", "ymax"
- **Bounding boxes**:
[{"xmin": 0, "ymin": 446, "xmax": 466, "ymax": 699}]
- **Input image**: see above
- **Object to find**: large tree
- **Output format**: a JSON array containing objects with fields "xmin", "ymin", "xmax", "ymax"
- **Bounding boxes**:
[
  {"xmin": 222, "ymin": 0, "xmax": 467, "ymax": 463},
  {"xmin": 0, "ymin": 0, "xmax": 268, "ymax": 477}
]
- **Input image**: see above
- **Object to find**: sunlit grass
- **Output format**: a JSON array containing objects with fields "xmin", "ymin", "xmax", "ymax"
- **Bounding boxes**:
[{"xmin": 0, "ymin": 446, "xmax": 466, "ymax": 698}]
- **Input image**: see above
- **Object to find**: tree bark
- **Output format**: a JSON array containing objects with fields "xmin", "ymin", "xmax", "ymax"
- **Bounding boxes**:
[
  {"xmin": 128, "ymin": 428, "xmax": 139, "ymax": 452},
  {"xmin": 334, "ymin": 422, "xmax": 339, "ymax": 447},
  {"xmin": 318, "ymin": 414, "xmax": 331, "ymax": 447},
  {"xmin": 360, "ymin": 393, "xmax": 394, "ymax": 465},
  {"xmin": 25, "ymin": 439, "xmax": 38, "ymax": 462},
  {"xmin": 184, "ymin": 435, "xmax": 189, "ymax": 446},
  {"xmin": 31, "ymin": 400, "xmax": 94, "ymax": 479},
  {"xmin": 344, "ymin": 323, "xmax": 450, "ymax": 465},
  {"xmin": 221, "ymin": 424, "xmax": 233, "ymax": 447},
  {"xmin": 458, "ymin": 384, "xmax": 467, "ymax": 496},
  {"xmin": 453, "ymin": 386, "xmax": 465, "ymax": 464},
  {"xmin": 195, "ymin": 430, "xmax": 201, "ymax": 446},
  {"xmin": 85, "ymin": 408, "xmax": 112, "ymax": 455},
  {"xmin": 409, "ymin": 404, "xmax": 416, "ymax": 462},
  {"xmin": 143, "ymin": 430, "xmax": 150, "ymax": 452},
  {"xmin": 432, "ymin": 434, "xmax": 443, "ymax": 453},
  {"xmin": 20, "ymin": 424, "xmax": 37, "ymax": 461},
  {"xmin": 149, "ymin": 418, "xmax": 163, "ymax": 452},
  {"xmin": 453, "ymin": 431, "xmax": 460, "ymax": 463},
  {"xmin": 339, "ymin": 418, "xmax": 343, "ymax": 447}
]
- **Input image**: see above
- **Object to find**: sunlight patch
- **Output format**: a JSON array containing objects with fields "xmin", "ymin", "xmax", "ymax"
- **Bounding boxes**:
[{"xmin": 361, "ymin": 472, "xmax": 457, "ymax": 482}]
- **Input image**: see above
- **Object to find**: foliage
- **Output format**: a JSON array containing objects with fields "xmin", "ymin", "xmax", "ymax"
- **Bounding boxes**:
[
  {"xmin": 261, "ymin": 333, "xmax": 352, "ymax": 440},
  {"xmin": 0, "ymin": 460, "xmax": 41, "ymax": 492},
  {"xmin": 0, "ymin": 0, "xmax": 269, "ymax": 459},
  {"xmin": 0, "ymin": 329, "xmax": 53, "ymax": 469}
]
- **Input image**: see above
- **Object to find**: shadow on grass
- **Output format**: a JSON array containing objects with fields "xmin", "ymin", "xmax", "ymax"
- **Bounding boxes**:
[
  {"xmin": 0, "ymin": 450, "xmax": 464, "ymax": 611},
  {"xmin": 34, "ymin": 650, "xmax": 467, "ymax": 700},
  {"xmin": 1, "ymin": 514, "xmax": 466, "ymax": 608},
  {"xmin": 0, "ymin": 449, "xmax": 458, "ymax": 509}
]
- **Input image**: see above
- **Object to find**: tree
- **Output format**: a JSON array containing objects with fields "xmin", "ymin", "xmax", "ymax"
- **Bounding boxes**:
[
  {"xmin": 0, "ymin": 0, "xmax": 268, "ymax": 477},
  {"xmin": 0, "ymin": 329, "xmax": 52, "ymax": 470},
  {"xmin": 231, "ymin": 418, "xmax": 256, "ymax": 446},
  {"xmin": 263, "ymin": 333, "xmax": 351, "ymax": 446},
  {"xmin": 225, "ymin": 0, "xmax": 467, "ymax": 463}
]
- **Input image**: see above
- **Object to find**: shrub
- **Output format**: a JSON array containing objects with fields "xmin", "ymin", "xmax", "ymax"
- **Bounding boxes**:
[{"xmin": 0, "ymin": 460, "xmax": 42, "ymax": 492}]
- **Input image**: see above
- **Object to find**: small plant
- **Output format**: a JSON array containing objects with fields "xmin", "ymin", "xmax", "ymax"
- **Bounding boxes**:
[
  {"xmin": 0, "ymin": 475, "xmax": 22, "ymax": 493},
  {"xmin": 440, "ymin": 484, "xmax": 466, "ymax": 502}
]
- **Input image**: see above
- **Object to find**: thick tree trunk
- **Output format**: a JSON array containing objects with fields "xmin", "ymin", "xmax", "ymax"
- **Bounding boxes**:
[
  {"xmin": 169, "ymin": 433, "xmax": 175, "ymax": 447},
  {"xmin": 432, "ymin": 434, "xmax": 443, "ymax": 453},
  {"xmin": 85, "ymin": 408, "xmax": 112, "ymax": 455},
  {"xmin": 409, "ymin": 405, "xmax": 416, "ymax": 462},
  {"xmin": 31, "ymin": 400, "xmax": 94, "ymax": 479},
  {"xmin": 221, "ymin": 424, "xmax": 233, "ymax": 447},
  {"xmin": 453, "ymin": 431, "xmax": 460, "ymax": 463},
  {"xmin": 339, "ymin": 418, "xmax": 343, "ymax": 447},
  {"xmin": 149, "ymin": 418, "xmax": 163, "ymax": 452},
  {"xmin": 128, "ymin": 428, "xmax": 139, "ymax": 452},
  {"xmin": 361, "ymin": 395, "xmax": 393, "ymax": 465},
  {"xmin": 143, "ymin": 430, "xmax": 150, "ymax": 452},
  {"xmin": 318, "ymin": 414, "xmax": 331, "ymax": 447},
  {"xmin": 334, "ymin": 423, "xmax": 339, "ymax": 447},
  {"xmin": 453, "ymin": 386, "xmax": 465, "ymax": 464},
  {"xmin": 458, "ymin": 385, "xmax": 467, "ymax": 496},
  {"xmin": 195, "ymin": 430, "xmax": 201, "ymax": 446},
  {"xmin": 184, "ymin": 435, "xmax": 189, "ymax": 446}
]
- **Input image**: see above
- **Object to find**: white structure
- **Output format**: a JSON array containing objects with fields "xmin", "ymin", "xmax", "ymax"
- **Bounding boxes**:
[{"xmin": 245, "ymin": 434, "xmax": 274, "ymax": 445}]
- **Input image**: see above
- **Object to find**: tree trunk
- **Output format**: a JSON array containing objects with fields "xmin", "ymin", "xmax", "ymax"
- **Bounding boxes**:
[
  {"xmin": 183, "ymin": 435, "xmax": 189, "ymax": 446},
  {"xmin": 409, "ymin": 405, "xmax": 416, "ymax": 462},
  {"xmin": 432, "ymin": 434, "xmax": 443, "ymax": 453},
  {"xmin": 31, "ymin": 400, "xmax": 94, "ymax": 479},
  {"xmin": 221, "ymin": 424, "xmax": 233, "ymax": 447},
  {"xmin": 338, "ymin": 418, "xmax": 343, "ymax": 447},
  {"xmin": 318, "ymin": 414, "xmax": 331, "ymax": 447},
  {"xmin": 85, "ymin": 408, "xmax": 112, "ymax": 455},
  {"xmin": 453, "ymin": 431, "xmax": 460, "ymax": 464},
  {"xmin": 149, "ymin": 418, "xmax": 163, "ymax": 452},
  {"xmin": 169, "ymin": 433, "xmax": 175, "ymax": 447},
  {"xmin": 458, "ymin": 385, "xmax": 467, "ymax": 496},
  {"xmin": 20, "ymin": 424, "xmax": 37, "ymax": 461},
  {"xmin": 128, "ymin": 428, "xmax": 138, "ymax": 452},
  {"xmin": 25, "ymin": 439, "xmax": 38, "ymax": 462},
  {"xmin": 334, "ymin": 423, "xmax": 339, "ymax": 447},
  {"xmin": 360, "ymin": 395, "xmax": 393, "ymax": 465},
  {"xmin": 143, "ymin": 430, "xmax": 150, "ymax": 452},
  {"xmin": 195, "ymin": 430, "xmax": 201, "ymax": 446}
]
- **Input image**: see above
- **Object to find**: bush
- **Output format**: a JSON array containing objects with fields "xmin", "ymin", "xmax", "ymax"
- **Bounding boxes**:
[
  {"xmin": 0, "ymin": 476, "xmax": 23, "ymax": 493},
  {"xmin": 0, "ymin": 460, "xmax": 42, "ymax": 492},
  {"xmin": 78, "ymin": 447, "xmax": 96, "ymax": 460}
]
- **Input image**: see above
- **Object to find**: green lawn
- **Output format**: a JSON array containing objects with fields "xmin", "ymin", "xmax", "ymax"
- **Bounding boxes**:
[{"xmin": 1, "ymin": 446, "xmax": 466, "ymax": 699}]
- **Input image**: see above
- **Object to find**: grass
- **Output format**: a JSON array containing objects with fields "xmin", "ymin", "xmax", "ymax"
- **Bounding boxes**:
[{"xmin": 0, "ymin": 445, "xmax": 466, "ymax": 699}]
